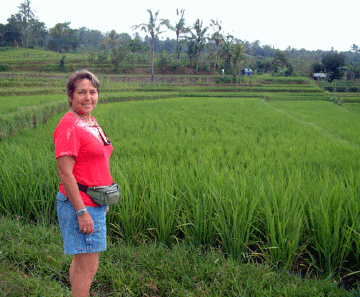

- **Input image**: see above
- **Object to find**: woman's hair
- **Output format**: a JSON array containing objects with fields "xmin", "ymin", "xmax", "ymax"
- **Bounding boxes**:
[{"xmin": 67, "ymin": 69, "xmax": 100, "ymax": 104}]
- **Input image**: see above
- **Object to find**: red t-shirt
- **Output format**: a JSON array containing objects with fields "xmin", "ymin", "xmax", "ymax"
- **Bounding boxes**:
[{"xmin": 54, "ymin": 112, "xmax": 113, "ymax": 207}]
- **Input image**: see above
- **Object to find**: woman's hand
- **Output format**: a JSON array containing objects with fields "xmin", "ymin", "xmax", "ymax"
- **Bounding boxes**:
[{"xmin": 78, "ymin": 211, "xmax": 94, "ymax": 235}]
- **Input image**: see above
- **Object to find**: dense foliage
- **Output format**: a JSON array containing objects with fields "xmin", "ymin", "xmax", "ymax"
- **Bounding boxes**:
[{"xmin": 1, "ymin": 0, "xmax": 360, "ymax": 79}]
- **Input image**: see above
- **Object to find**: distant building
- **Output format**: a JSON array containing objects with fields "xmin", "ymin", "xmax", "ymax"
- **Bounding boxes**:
[
  {"xmin": 313, "ymin": 73, "xmax": 327, "ymax": 81},
  {"xmin": 241, "ymin": 68, "xmax": 254, "ymax": 76}
]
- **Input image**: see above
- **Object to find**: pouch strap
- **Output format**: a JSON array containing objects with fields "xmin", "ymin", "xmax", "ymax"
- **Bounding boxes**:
[{"xmin": 77, "ymin": 183, "xmax": 88, "ymax": 194}]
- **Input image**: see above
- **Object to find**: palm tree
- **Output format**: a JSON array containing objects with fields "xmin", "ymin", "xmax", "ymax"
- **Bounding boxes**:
[
  {"xmin": 210, "ymin": 18, "xmax": 223, "ymax": 70},
  {"xmin": 132, "ymin": 10, "xmax": 169, "ymax": 83},
  {"xmin": 102, "ymin": 30, "xmax": 121, "ymax": 49},
  {"xmin": 49, "ymin": 22, "xmax": 71, "ymax": 52},
  {"xmin": 166, "ymin": 9, "xmax": 190, "ymax": 60},
  {"xmin": 219, "ymin": 34, "xmax": 235, "ymax": 74},
  {"xmin": 18, "ymin": 0, "xmax": 35, "ymax": 47},
  {"xmin": 231, "ymin": 42, "xmax": 245, "ymax": 78},
  {"xmin": 188, "ymin": 19, "xmax": 208, "ymax": 71},
  {"xmin": 0, "ymin": 24, "xmax": 6, "ymax": 46}
]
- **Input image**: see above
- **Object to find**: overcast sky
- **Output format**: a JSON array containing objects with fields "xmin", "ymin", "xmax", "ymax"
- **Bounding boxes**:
[{"xmin": 1, "ymin": 0, "xmax": 358, "ymax": 52}]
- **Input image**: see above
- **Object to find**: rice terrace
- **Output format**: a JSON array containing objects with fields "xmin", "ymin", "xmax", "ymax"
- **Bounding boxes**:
[{"xmin": 1, "ymin": 11, "xmax": 360, "ymax": 294}]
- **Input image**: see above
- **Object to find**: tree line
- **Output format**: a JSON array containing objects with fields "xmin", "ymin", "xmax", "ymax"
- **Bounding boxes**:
[{"xmin": 1, "ymin": 0, "xmax": 360, "ymax": 81}]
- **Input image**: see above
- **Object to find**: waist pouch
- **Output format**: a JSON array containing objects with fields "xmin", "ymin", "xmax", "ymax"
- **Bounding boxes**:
[{"xmin": 78, "ymin": 183, "xmax": 120, "ymax": 206}]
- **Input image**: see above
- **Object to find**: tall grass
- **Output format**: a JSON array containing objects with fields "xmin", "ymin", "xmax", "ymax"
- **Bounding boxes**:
[
  {"xmin": 0, "ymin": 112, "xmax": 60, "ymax": 222},
  {"xmin": 2, "ymin": 216, "xmax": 351, "ymax": 296},
  {"xmin": 268, "ymin": 100, "xmax": 360, "ymax": 146},
  {"xmin": 261, "ymin": 168, "xmax": 305, "ymax": 269},
  {"xmin": 92, "ymin": 97, "xmax": 360, "ymax": 276},
  {"xmin": 0, "ymin": 94, "xmax": 66, "ymax": 115},
  {"xmin": 1, "ymin": 97, "xmax": 360, "ymax": 278},
  {"xmin": 305, "ymin": 168, "xmax": 352, "ymax": 275}
]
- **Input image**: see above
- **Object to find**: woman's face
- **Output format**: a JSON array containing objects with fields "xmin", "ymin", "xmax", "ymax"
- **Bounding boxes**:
[{"xmin": 69, "ymin": 78, "xmax": 98, "ymax": 116}]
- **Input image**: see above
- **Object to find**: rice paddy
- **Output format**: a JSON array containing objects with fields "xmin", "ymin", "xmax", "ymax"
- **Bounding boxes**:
[{"xmin": 1, "ymin": 75, "xmax": 360, "ymax": 280}]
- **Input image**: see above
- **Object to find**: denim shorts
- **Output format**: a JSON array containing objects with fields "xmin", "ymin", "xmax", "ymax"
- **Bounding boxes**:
[{"xmin": 56, "ymin": 192, "xmax": 107, "ymax": 255}]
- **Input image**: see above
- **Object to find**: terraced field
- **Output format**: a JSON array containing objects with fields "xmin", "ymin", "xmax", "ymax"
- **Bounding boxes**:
[
  {"xmin": 3, "ymin": 53, "xmax": 360, "ymax": 281},
  {"xmin": 0, "ymin": 72, "xmax": 331, "ymax": 139}
]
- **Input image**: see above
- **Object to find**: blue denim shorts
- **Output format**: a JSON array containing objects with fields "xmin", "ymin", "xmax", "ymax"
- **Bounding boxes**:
[{"xmin": 56, "ymin": 192, "xmax": 107, "ymax": 255}]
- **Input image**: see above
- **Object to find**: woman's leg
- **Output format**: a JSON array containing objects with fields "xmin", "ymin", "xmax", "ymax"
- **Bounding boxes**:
[{"xmin": 69, "ymin": 252, "xmax": 99, "ymax": 297}]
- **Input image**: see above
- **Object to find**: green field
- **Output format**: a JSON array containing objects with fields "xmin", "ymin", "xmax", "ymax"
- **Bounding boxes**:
[{"xmin": 1, "ymin": 48, "xmax": 360, "ymax": 295}]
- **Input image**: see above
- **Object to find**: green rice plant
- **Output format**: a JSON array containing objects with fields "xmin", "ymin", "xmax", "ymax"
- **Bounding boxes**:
[
  {"xmin": 0, "ymin": 87, "xmax": 65, "ymax": 97},
  {"xmin": 341, "ymin": 97, "xmax": 360, "ymax": 104},
  {"xmin": 343, "ymin": 103, "xmax": 360, "ymax": 114},
  {"xmin": 304, "ymin": 168, "xmax": 353, "ymax": 275},
  {"xmin": 176, "ymin": 162, "xmax": 218, "ymax": 247},
  {"xmin": 268, "ymin": 100, "xmax": 360, "ymax": 146},
  {"xmin": 2, "ymin": 95, "xmax": 360, "ymax": 278},
  {"xmin": 1, "ymin": 216, "xmax": 351, "ymax": 296},
  {"xmin": 107, "ymin": 155, "xmax": 152, "ymax": 242},
  {"xmin": 212, "ymin": 170, "xmax": 261, "ymax": 258},
  {"xmin": 145, "ymin": 164, "xmax": 181, "ymax": 244},
  {"xmin": 0, "ymin": 94, "xmax": 66, "ymax": 116},
  {"xmin": 261, "ymin": 168, "xmax": 306, "ymax": 269},
  {"xmin": 0, "ymin": 139, "xmax": 58, "ymax": 223},
  {"xmin": 100, "ymin": 92, "xmax": 177, "ymax": 104},
  {"xmin": 261, "ymin": 76, "xmax": 310, "ymax": 84},
  {"xmin": 264, "ymin": 93, "xmax": 330, "ymax": 101},
  {"xmin": 0, "ymin": 112, "xmax": 61, "ymax": 222},
  {"xmin": 112, "ymin": 153, "xmax": 182, "ymax": 244},
  {"xmin": 179, "ymin": 92, "xmax": 263, "ymax": 99},
  {"xmin": 341, "ymin": 167, "xmax": 360, "ymax": 273},
  {"xmin": 0, "ymin": 99, "xmax": 68, "ymax": 140}
]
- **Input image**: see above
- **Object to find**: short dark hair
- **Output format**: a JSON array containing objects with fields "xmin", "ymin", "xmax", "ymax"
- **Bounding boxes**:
[{"xmin": 67, "ymin": 69, "xmax": 100, "ymax": 103}]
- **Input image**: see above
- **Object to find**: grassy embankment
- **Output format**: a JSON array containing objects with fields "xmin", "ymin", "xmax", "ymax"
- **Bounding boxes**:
[{"xmin": 1, "ymin": 216, "xmax": 352, "ymax": 296}]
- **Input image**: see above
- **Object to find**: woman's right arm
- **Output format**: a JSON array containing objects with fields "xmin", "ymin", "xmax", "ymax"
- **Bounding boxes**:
[{"xmin": 56, "ymin": 155, "xmax": 94, "ymax": 234}]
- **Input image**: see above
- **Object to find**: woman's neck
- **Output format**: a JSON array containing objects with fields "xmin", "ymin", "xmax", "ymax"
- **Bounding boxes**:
[{"xmin": 70, "ymin": 108, "xmax": 94, "ymax": 126}]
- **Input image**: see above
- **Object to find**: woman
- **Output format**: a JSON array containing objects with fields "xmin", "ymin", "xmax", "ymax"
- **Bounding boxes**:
[{"xmin": 54, "ymin": 69, "xmax": 113, "ymax": 297}]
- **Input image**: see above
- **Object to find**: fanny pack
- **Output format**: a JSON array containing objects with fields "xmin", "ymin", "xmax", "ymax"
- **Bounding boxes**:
[{"xmin": 77, "ymin": 182, "xmax": 120, "ymax": 206}]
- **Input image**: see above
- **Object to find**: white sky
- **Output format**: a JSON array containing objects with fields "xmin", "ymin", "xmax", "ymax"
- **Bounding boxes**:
[{"xmin": 1, "ymin": 0, "xmax": 358, "ymax": 52}]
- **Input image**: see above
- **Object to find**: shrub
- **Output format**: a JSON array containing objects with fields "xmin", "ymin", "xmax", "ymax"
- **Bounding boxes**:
[
  {"xmin": 0, "ymin": 64, "xmax": 9, "ymax": 72},
  {"xmin": 59, "ymin": 56, "xmax": 66, "ymax": 71},
  {"xmin": 215, "ymin": 76, "xmax": 233, "ymax": 84},
  {"xmin": 336, "ymin": 86, "xmax": 347, "ymax": 92},
  {"xmin": 317, "ymin": 80, "xmax": 360, "ymax": 93},
  {"xmin": 349, "ymin": 87, "xmax": 358, "ymax": 92},
  {"xmin": 97, "ymin": 51, "xmax": 108, "ymax": 64},
  {"xmin": 199, "ymin": 62, "xmax": 210, "ymax": 72}
]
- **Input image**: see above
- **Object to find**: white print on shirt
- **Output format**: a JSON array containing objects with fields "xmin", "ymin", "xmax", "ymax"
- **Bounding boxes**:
[
  {"xmin": 59, "ymin": 151, "xmax": 72, "ymax": 156},
  {"xmin": 76, "ymin": 118, "xmax": 102, "ymax": 144},
  {"xmin": 66, "ymin": 126, "xmax": 74, "ymax": 140}
]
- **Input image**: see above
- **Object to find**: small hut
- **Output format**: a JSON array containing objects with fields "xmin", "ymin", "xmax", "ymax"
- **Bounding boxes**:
[{"xmin": 313, "ymin": 73, "xmax": 327, "ymax": 81}]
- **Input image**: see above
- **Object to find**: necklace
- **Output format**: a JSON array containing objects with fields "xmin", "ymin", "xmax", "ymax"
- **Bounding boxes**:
[{"xmin": 70, "ymin": 108, "xmax": 94, "ymax": 126}]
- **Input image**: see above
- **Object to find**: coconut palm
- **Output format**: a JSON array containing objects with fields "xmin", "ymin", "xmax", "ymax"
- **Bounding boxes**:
[
  {"xmin": 132, "ymin": 10, "xmax": 169, "ymax": 83},
  {"xmin": 166, "ymin": 9, "xmax": 190, "ymax": 60},
  {"xmin": 188, "ymin": 19, "xmax": 208, "ymax": 71},
  {"xmin": 48, "ymin": 22, "xmax": 72, "ymax": 52},
  {"xmin": 231, "ymin": 42, "xmax": 245, "ymax": 78},
  {"xmin": 210, "ymin": 18, "xmax": 223, "ymax": 70},
  {"xmin": 102, "ymin": 30, "xmax": 121, "ymax": 49},
  {"xmin": 18, "ymin": 0, "xmax": 35, "ymax": 47},
  {"xmin": 219, "ymin": 34, "xmax": 234, "ymax": 74}
]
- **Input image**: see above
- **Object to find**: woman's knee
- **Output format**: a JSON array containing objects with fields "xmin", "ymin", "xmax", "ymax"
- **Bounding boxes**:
[{"xmin": 72, "ymin": 252, "xmax": 99, "ymax": 275}]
